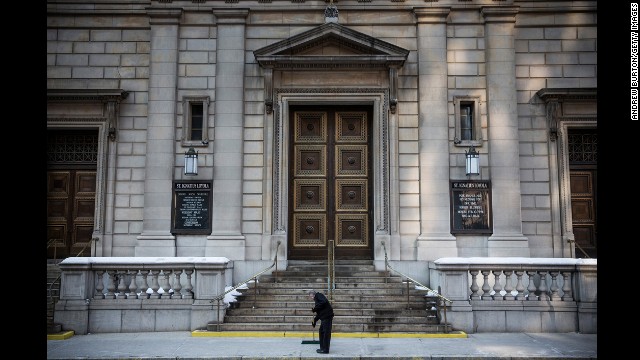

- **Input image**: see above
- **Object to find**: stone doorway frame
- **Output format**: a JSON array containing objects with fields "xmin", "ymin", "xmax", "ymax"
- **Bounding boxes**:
[
  {"xmin": 266, "ymin": 88, "xmax": 393, "ymax": 262},
  {"xmin": 47, "ymin": 89, "xmax": 129, "ymax": 258}
]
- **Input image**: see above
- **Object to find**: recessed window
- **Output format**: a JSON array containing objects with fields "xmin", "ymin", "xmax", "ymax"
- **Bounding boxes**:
[
  {"xmin": 454, "ymin": 96, "xmax": 482, "ymax": 147},
  {"xmin": 182, "ymin": 96, "xmax": 209, "ymax": 147}
]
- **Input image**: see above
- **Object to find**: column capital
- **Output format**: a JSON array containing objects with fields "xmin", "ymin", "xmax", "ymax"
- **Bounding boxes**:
[
  {"xmin": 481, "ymin": 6, "xmax": 519, "ymax": 23},
  {"xmin": 414, "ymin": 7, "xmax": 451, "ymax": 23},
  {"xmin": 146, "ymin": 7, "xmax": 183, "ymax": 25},
  {"xmin": 213, "ymin": 8, "xmax": 249, "ymax": 24}
]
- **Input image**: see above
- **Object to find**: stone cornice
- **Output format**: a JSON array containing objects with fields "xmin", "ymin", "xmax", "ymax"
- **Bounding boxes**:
[
  {"xmin": 536, "ymin": 88, "xmax": 597, "ymax": 102},
  {"xmin": 414, "ymin": 7, "xmax": 451, "ymax": 23},
  {"xmin": 212, "ymin": 8, "xmax": 249, "ymax": 23},
  {"xmin": 536, "ymin": 88, "xmax": 596, "ymax": 141},
  {"xmin": 47, "ymin": 89, "xmax": 129, "ymax": 103},
  {"xmin": 146, "ymin": 7, "xmax": 183, "ymax": 24},
  {"xmin": 481, "ymin": 6, "xmax": 519, "ymax": 23}
]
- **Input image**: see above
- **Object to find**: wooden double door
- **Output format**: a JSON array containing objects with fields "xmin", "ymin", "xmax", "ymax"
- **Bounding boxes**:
[
  {"xmin": 47, "ymin": 130, "xmax": 97, "ymax": 260},
  {"xmin": 568, "ymin": 128, "xmax": 597, "ymax": 258},
  {"xmin": 288, "ymin": 106, "xmax": 373, "ymax": 260}
]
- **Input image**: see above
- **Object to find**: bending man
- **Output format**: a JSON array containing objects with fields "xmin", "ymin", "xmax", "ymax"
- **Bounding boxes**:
[{"xmin": 308, "ymin": 290, "xmax": 334, "ymax": 354}]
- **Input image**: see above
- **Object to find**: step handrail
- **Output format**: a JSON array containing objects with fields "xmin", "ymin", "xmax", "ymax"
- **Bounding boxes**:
[
  {"xmin": 380, "ymin": 240, "xmax": 452, "ymax": 304},
  {"xmin": 210, "ymin": 240, "xmax": 281, "ymax": 331},
  {"xmin": 211, "ymin": 240, "xmax": 282, "ymax": 303},
  {"xmin": 568, "ymin": 238, "xmax": 591, "ymax": 258},
  {"xmin": 327, "ymin": 239, "xmax": 335, "ymax": 301},
  {"xmin": 48, "ymin": 238, "xmax": 98, "ymax": 311}
]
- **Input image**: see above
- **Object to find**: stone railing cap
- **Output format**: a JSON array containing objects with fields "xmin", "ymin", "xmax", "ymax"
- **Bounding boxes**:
[
  {"xmin": 59, "ymin": 257, "xmax": 230, "ymax": 265},
  {"xmin": 434, "ymin": 257, "xmax": 597, "ymax": 266}
]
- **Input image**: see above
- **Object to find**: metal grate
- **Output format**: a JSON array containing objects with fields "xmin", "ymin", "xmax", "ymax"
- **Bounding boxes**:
[
  {"xmin": 47, "ymin": 131, "xmax": 98, "ymax": 164},
  {"xmin": 568, "ymin": 131, "xmax": 597, "ymax": 164}
]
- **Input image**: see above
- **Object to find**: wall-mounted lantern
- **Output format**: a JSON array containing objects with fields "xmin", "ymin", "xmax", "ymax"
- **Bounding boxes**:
[
  {"xmin": 184, "ymin": 147, "xmax": 198, "ymax": 176},
  {"xmin": 465, "ymin": 146, "xmax": 480, "ymax": 176}
]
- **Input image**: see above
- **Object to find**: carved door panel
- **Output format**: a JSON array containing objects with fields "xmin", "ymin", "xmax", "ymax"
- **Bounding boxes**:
[
  {"xmin": 47, "ymin": 130, "xmax": 98, "ymax": 260},
  {"xmin": 288, "ymin": 106, "xmax": 373, "ymax": 260},
  {"xmin": 568, "ymin": 128, "xmax": 597, "ymax": 259},
  {"xmin": 47, "ymin": 170, "xmax": 96, "ymax": 259},
  {"xmin": 570, "ymin": 170, "xmax": 597, "ymax": 258}
]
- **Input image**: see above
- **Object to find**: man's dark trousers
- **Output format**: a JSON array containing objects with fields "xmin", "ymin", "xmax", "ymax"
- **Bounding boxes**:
[{"xmin": 319, "ymin": 318, "xmax": 332, "ymax": 352}]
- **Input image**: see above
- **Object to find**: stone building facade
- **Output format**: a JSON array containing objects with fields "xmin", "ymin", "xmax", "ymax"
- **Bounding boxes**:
[{"xmin": 46, "ymin": 0, "xmax": 597, "ymax": 283}]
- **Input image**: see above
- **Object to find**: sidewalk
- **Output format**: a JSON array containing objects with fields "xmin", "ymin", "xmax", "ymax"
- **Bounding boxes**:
[{"xmin": 47, "ymin": 330, "xmax": 597, "ymax": 359}]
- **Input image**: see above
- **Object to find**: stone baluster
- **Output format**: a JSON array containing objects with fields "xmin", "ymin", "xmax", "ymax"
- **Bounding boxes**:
[
  {"xmin": 514, "ymin": 270, "xmax": 525, "ymax": 300},
  {"xmin": 503, "ymin": 270, "xmax": 514, "ymax": 300},
  {"xmin": 561, "ymin": 271, "xmax": 573, "ymax": 301},
  {"xmin": 492, "ymin": 270, "xmax": 503, "ymax": 300},
  {"xmin": 128, "ymin": 270, "xmax": 139, "ymax": 299},
  {"xmin": 526, "ymin": 270, "xmax": 537, "ymax": 300},
  {"xmin": 140, "ymin": 270, "xmax": 150, "ymax": 299},
  {"xmin": 183, "ymin": 269, "xmax": 194, "ymax": 299},
  {"xmin": 161, "ymin": 270, "xmax": 171, "ymax": 299},
  {"xmin": 481, "ymin": 270, "xmax": 491, "ymax": 300},
  {"xmin": 538, "ymin": 270, "xmax": 550, "ymax": 300},
  {"xmin": 469, "ymin": 270, "xmax": 480, "ymax": 300},
  {"xmin": 94, "ymin": 270, "xmax": 105, "ymax": 299},
  {"xmin": 149, "ymin": 270, "xmax": 161, "ymax": 299},
  {"xmin": 106, "ymin": 270, "xmax": 117, "ymax": 299},
  {"xmin": 173, "ymin": 269, "xmax": 183, "ymax": 299},
  {"xmin": 116, "ymin": 271, "xmax": 127, "ymax": 298},
  {"xmin": 548, "ymin": 271, "xmax": 560, "ymax": 300}
]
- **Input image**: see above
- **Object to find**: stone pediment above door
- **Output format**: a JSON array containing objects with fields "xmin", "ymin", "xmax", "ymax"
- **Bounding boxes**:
[
  {"xmin": 253, "ymin": 22, "xmax": 409, "ymax": 113},
  {"xmin": 254, "ymin": 22, "xmax": 409, "ymax": 69}
]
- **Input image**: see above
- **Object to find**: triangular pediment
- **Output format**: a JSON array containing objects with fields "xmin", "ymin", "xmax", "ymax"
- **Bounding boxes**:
[{"xmin": 254, "ymin": 22, "xmax": 409, "ymax": 69}]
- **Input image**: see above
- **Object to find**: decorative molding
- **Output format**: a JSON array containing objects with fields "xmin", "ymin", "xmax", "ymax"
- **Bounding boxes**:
[
  {"xmin": 536, "ymin": 88, "xmax": 597, "ymax": 101},
  {"xmin": 47, "ymin": 89, "xmax": 129, "ymax": 103},
  {"xmin": 47, "ymin": 89, "xmax": 129, "ymax": 142},
  {"xmin": 254, "ymin": 22, "xmax": 409, "ymax": 115},
  {"xmin": 47, "ymin": 89, "xmax": 129, "ymax": 243},
  {"xmin": 414, "ymin": 8, "xmax": 450, "ymax": 24},
  {"xmin": 146, "ymin": 7, "xmax": 183, "ymax": 25},
  {"xmin": 389, "ymin": 67, "xmax": 398, "ymax": 114},
  {"xmin": 546, "ymin": 100, "xmax": 560, "ymax": 141},
  {"xmin": 537, "ymin": 88, "xmax": 596, "ymax": 141},
  {"xmin": 481, "ymin": 6, "xmax": 519, "ymax": 23},
  {"xmin": 272, "ymin": 88, "xmax": 389, "ymax": 234}
]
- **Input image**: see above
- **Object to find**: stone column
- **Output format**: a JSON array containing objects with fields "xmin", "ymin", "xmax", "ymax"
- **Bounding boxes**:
[
  {"xmin": 206, "ymin": 10, "xmax": 248, "ymax": 257},
  {"xmin": 414, "ymin": 8, "xmax": 458, "ymax": 261},
  {"xmin": 136, "ymin": 8, "xmax": 182, "ymax": 256},
  {"xmin": 482, "ymin": 7, "xmax": 529, "ymax": 256}
]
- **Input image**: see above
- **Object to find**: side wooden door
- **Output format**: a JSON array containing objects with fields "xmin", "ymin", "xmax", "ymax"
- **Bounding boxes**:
[
  {"xmin": 568, "ymin": 129, "xmax": 597, "ymax": 258},
  {"xmin": 570, "ymin": 170, "xmax": 597, "ymax": 258},
  {"xmin": 47, "ymin": 130, "xmax": 97, "ymax": 259},
  {"xmin": 288, "ymin": 106, "xmax": 373, "ymax": 260}
]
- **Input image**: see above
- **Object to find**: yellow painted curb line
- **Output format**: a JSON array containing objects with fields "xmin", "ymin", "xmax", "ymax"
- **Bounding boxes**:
[
  {"xmin": 378, "ymin": 331, "xmax": 467, "ymax": 338},
  {"xmin": 47, "ymin": 331, "xmax": 75, "ymax": 340},
  {"xmin": 191, "ymin": 330, "xmax": 467, "ymax": 339},
  {"xmin": 192, "ymin": 330, "xmax": 286, "ymax": 337}
]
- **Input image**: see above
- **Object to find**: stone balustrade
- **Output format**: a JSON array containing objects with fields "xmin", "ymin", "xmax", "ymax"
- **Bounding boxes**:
[
  {"xmin": 429, "ymin": 257, "xmax": 597, "ymax": 333},
  {"xmin": 54, "ymin": 257, "xmax": 231, "ymax": 334},
  {"xmin": 53, "ymin": 256, "xmax": 596, "ymax": 334}
]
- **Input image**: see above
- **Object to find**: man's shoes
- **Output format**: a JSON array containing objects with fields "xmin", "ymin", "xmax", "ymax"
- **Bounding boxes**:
[{"xmin": 316, "ymin": 349, "xmax": 329, "ymax": 353}]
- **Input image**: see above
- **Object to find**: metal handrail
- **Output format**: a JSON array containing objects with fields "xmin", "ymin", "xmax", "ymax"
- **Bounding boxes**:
[
  {"xmin": 47, "ymin": 237, "xmax": 97, "ymax": 262},
  {"xmin": 210, "ymin": 240, "xmax": 281, "ymax": 331},
  {"xmin": 568, "ymin": 238, "xmax": 591, "ymax": 258},
  {"xmin": 380, "ymin": 241, "xmax": 452, "ymax": 333},
  {"xmin": 327, "ymin": 239, "xmax": 335, "ymax": 301},
  {"xmin": 380, "ymin": 240, "xmax": 452, "ymax": 304},
  {"xmin": 48, "ymin": 238, "xmax": 98, "ymax": 327}
]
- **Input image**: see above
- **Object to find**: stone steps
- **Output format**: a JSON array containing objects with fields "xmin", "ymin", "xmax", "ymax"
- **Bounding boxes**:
[{"xmin": 208, "ymin": 260, "xmax": 449, "ymax": 333}]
